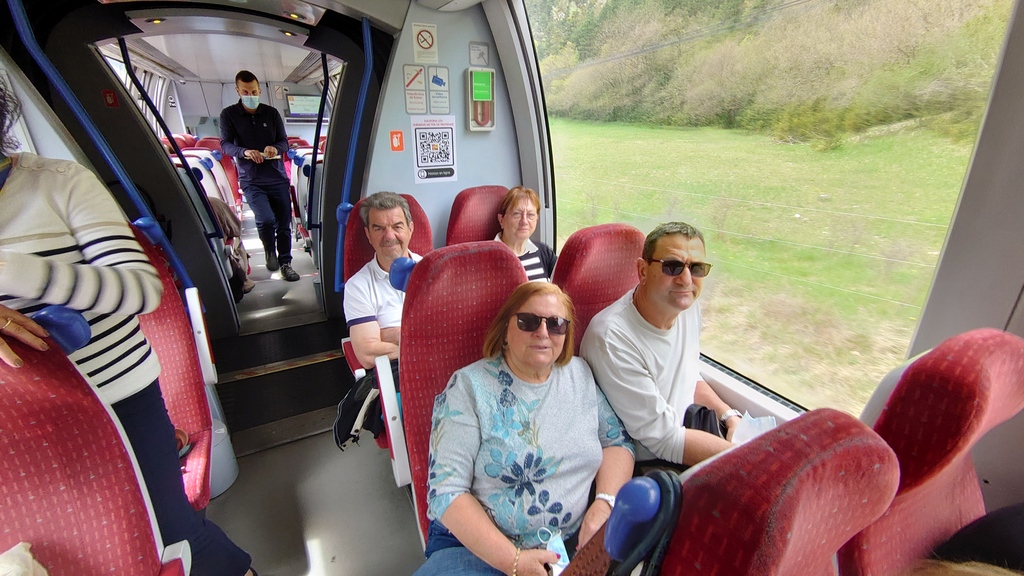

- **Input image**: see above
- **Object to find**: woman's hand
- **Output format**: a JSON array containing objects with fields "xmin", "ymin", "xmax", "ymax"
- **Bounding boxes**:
[
  {"xmin": 576, "ymin": 500, "xmax": 613, "ymax": 550},
  {"xmin": 510, "ymin": 548, "xmax": 559, "ymax": 576},
  {"xmin": 0, "ymin": 305, "xmax": 50, "ymax": 367}
]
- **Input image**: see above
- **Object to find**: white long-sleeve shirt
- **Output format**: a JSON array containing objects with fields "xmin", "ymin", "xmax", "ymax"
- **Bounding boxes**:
[
  {"xmin": 581, "ymin": 290, "xmax": 702, "ymax": 463},
  {"xmin": 0, "ymin": 153, "xmax": 163, "ymax": 404}
]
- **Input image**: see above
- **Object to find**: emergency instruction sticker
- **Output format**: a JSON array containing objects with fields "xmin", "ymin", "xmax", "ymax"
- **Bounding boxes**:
[{"xmin": 411, "ymin": 115, "xmax": 457, "ymax": 184}]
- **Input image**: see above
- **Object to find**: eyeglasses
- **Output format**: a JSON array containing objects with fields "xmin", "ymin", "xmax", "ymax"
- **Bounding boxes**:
[
  {"xmin": 508, "ymin": 211, "xmax": 538, "ymax": 222},
  {"xmin": 515, "ymin": 313, "xmax": 570, "ymax": 335},
  {"xmin": 646, "ymin": 259, "xmax": 713, "ymax": 278}
]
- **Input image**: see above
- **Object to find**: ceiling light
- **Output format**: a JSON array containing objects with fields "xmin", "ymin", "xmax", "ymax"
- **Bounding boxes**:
[
  {"xmin": 285, "ymin": 12, "xmax": 306, "ymax": 21},
  {"xmin": 146, "ymin": 18, "xmax": 165, "ymax": 24},
  {"xmin": 281, "ymin": 30, "xmax": 296, "ymax": 37}
]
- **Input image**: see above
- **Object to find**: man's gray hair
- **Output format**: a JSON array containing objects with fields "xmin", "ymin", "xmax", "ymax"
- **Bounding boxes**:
[
  {"xmin": 643, "ymin": 222, "xmax": 705, "ymax": 260},
  {"xmin": 359, "ymin": 191, "xmax": 412, "ymax": 227}
]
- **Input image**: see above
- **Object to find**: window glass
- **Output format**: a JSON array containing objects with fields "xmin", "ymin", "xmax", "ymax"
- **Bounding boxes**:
[{"xmin": 526, "ymin": 0, "xmax": 1012, "ymax": 413}]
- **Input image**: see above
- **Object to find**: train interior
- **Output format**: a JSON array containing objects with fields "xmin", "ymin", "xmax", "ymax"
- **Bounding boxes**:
[{"xmin": 2, "ymin": 0, "xmax": 1024, "ymax": 574}]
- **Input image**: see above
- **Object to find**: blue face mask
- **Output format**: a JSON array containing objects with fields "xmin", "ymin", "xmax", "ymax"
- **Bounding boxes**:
[{"xmin": 240, "ymin": 95, "xmax": 260, "ymax": 110}]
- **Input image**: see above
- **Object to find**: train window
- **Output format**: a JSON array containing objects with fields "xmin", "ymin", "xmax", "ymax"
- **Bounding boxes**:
[{"xmin": 526, "ymin": 0, "xmax": 1013, "ymax": 413}]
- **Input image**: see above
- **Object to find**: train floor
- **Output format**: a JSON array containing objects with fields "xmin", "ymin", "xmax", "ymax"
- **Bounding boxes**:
[{"xmin": 206, "ymin": 430, "xmax": 426, "ymax": 576}]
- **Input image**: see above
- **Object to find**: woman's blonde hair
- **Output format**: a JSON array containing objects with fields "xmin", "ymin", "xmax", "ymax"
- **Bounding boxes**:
[
  {"xmin": 907, "ymin": 560, "xmax": 1023, "ymax": 576},
  {"xmin": 498, "ymin": 186, "xmax": 541, "ymax": 216},
  {"xmin": 482, "ymin": 282, "xmax": 576, "ymax": 367}
]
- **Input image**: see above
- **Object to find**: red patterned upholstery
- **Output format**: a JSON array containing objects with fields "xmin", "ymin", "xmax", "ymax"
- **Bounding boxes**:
[
  {"xmin": 445, "ymin": 185, "xmax": 508, "ymax": 245},
  {"xmin": 661, "ymin": 408, "xmax": 899, "ymax": 576},
  {"xmin": 0, "ymin": 338, "xmax": 184, "ymax": 576},
  {"xmin": 343, "ymin": 194, "xmax": 434, "ymax": 282},
  {"xmin": 552, "ymin": 224, "xmax": 645, "ymax": 354},
  {"xmin": 839, "ymin": 328, "xmax": 1024, "ymax": 576},
  {"xmin": 401, "ymin": 242, "xmax": 528, "ymax": 541},
  {"xmin": 195, "ymin": 137, "xmax": 221, "ymax": 151},
  {"xmin": 133, "ymin": 227, "xmax": 213, "ymax": 511}
]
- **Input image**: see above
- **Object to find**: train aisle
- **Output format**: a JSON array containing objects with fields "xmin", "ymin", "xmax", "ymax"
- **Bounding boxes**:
[
  {"xmin": 206, "ymin": 430, "xmax": 426, "ymax": 575},
  {"xmin": 236, "ymin": 205, "xmax": 325, "ymax": 334}
]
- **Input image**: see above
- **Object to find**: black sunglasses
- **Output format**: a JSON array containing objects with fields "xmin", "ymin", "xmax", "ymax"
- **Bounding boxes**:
[
  {"xmin": 646, "ymin": 258, "xmax": 713, "ymax": 278},
  {"xmin": 515, "ymin": 313, "xmax": 570, "ymax": 335}
]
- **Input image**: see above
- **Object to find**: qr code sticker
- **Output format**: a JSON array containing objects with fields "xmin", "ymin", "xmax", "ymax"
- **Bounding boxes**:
[{"xmin": 415, "ymin": 127, "xmax": 454, "ymax": 167}]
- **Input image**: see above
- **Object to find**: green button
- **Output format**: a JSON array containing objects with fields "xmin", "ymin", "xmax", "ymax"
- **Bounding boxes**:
[{"xmin": 471, "ymin": 70, "xmax": 492, "ymax": 102}]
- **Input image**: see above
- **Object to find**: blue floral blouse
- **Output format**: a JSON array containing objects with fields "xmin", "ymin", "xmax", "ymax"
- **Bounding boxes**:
[{"xmin": 426, "ymin": 356, "xmax": 633, "ymax": 549}]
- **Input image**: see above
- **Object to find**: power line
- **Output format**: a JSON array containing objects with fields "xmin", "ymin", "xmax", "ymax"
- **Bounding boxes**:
[
  {"xmin": 721, "ymin": 259, "xmax": 921, "ymax": 308},
  {"xmin": 569, "ymin": 176, "xmax": 948, "ymax": 228},
  {"xmin": 558, "ymin": 198, "xmax": 938, "ymax": 267}
]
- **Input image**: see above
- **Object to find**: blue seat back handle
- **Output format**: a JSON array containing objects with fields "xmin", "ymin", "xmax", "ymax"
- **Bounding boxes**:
[
  {"xmin": 30, "ymin": 306, "xmax": 91, "ymax": 354},
  {"xmin": 389, "ymin": 258, "xmax": 416, "ymax": 292},
  {"xmin": 335, "ymin": 202, "xmax": 355, "ymax": 291},
  {"xmin": 604, "ymin": 476, "xmax": 661, "ymax": 562}
]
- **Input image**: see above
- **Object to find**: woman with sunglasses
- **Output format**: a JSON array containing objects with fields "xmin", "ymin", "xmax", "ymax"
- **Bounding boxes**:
[
  {"xmin": 496, "ymin": 186, "xmax": 556, "ymax": 282},
  {"xmin": 414, "ymin": 282, "xmax": 634, "ymax": 576}
]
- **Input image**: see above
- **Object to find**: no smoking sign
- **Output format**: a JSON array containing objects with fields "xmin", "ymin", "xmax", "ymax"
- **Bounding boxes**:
[
  {"xmin": 416, "ymin": 29, "xmax": 433, "ymax": 50},
  {"xmin": 412, "ymin": 22, "xmax": 438, "ymax": 64}
]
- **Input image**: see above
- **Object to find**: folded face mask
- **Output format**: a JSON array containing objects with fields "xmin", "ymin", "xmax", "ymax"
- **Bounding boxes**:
[{"xmin": 538, "ymin": 527, "xmax": 570, "ymax": 576}]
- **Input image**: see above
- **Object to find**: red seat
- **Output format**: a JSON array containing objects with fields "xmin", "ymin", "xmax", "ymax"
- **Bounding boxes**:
[
  {"xmin": 133, "ymin": 227, "xmax": 213, "ymax": 512},
  {"xmin": 195, "ymin": 137, "xmax": 221, "ymax": 151},
  {"xmin": 661, "ymin": 408, "xmax": 899, "ymax": 576},
  {"xmin": 400, "ymin": 241, "xmax": 528, "ymax": 543},
  {"xmin": 287, "ymin": 136, "xmax": 310, "ymax": 147},
  {"xmin": 0, "ymin": 336, "xmax": 188, "ymax": 575},
  {"xmin": 343, "ymin": 194, "xmax": 434, "ymax": 282},
  {"xmin": 552, "ymin": 223, "xmax": 645, "ymax": 354},
  {"xmin": 445, "ymin": 185, "xmax": 508, "ymax": 245},
  {"xmin": 341, "ymin": 195, "xmax": 433, "ymax": 453},
  {"xmin": 839, "ymin": 328, "xmax": 1024, "ymax": 576},
  {"xmin": 174, "ymin": 133, "xmax": 196, "ymax": 148},
  {"xmin": 318, "ymin": 135, "xmax": 327, "ymax": 152}
]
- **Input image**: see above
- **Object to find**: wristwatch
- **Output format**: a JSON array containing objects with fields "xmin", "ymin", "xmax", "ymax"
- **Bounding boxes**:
[
  {"xmin": 595, "ymin": 493, "xmax": 616, "ymax": 509},
  {"xmin": 720, "ymin": 409, "xmax": 742, "ymax": 424}
]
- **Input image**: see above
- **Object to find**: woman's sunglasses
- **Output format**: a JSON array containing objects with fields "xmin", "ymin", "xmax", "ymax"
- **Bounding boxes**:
[
  {"xmin": 515, "ymin": 313, "xmax": 570, "ymax": 335},
  {"xmin": 646, "ymin": 258, "xmax": 713, "ymax": 278}
]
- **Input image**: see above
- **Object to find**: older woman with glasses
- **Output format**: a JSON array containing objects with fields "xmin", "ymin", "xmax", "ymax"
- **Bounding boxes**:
[
  {"xmin": 496, "ymin": 186, "xmax": 556, "ymax": 281},
  {"xmin": 414, "ymin": 282, "xmax": 634, "ymax": 576}
]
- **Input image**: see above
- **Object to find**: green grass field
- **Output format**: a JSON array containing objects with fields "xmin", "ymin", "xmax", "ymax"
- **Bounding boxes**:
[{"xmin": 550, "ymin": 117, "xmax": 973, "ymax": 413}]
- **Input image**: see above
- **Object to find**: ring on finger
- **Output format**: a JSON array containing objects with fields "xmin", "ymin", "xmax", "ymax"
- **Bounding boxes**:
[{"xmin": 1, "ymin": 317, "xmax": 12, "ymax": 331}]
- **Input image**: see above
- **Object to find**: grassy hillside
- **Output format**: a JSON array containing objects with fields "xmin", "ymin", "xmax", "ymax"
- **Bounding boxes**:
[
  {"xmin": 550, "ymin": 117, "xmax": 971, "ymax": 413},
  {"xmin": 530, "ymin": 0, "xmax": 1012, "ymax": 147}
]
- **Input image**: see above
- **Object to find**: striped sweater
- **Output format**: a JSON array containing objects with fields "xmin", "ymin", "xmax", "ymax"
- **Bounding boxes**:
[{"xmin": 0, "ymin": 153, "xmax": 163, "ymax": 404}]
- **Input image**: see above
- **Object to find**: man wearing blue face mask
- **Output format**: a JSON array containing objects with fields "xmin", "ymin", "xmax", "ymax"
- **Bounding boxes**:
[{"xmin": 219, "ymin": 70, "xmax": 299, "ymax": 282}]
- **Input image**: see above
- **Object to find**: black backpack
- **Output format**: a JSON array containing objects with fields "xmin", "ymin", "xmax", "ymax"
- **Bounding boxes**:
[{"xmin": 332, "ymin": 359, "xmax": 398, "ymax": 450}]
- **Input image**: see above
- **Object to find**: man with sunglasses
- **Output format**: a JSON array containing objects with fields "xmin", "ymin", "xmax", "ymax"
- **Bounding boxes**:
[{"xmin": 581, "ymin": 222, "xmax": 740, "ymax": 468}]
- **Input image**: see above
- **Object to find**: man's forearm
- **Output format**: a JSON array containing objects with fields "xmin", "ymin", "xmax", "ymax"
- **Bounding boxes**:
[{"xmin": 354, "ymin": 340, "xmax": 398, "ymax": 369}]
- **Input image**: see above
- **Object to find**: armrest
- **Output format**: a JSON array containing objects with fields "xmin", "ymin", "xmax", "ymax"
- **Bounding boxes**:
[
  {"xmin": 376, "ymin": 355, "xmax": 410, "ymax": 487},
  {"xmin": 184, "ymin": 287, "xmax": 224, "ymax": 423},
  {"xmin": 162, "ymin": 539, "xmax": 192, "ymax": 575},
  {"xmin": 184, "ymin": 287, "xmax": 217, "ymax": 387},
  {"xmin": 341, "ymin": 338, "xmax": 366, "ymax": 380}
]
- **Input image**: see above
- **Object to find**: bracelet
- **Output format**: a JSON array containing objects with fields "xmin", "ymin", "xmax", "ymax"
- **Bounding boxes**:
[
  {"xmin": 512, "ymin": 546, "xmax": 521, "ymax": 576},
  {"xmin": 720, "ymin": 409, "xmax": 742, "ymax": 424},
  {"xmin": 595, "ymin": 492, "xmax": 616, "ymax": 509}
]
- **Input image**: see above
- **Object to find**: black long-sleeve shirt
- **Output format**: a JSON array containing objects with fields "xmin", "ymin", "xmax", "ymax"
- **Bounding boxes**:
[{"xmin": 219, "ymin": 101, "xmax": 289, "ymax": 185}]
